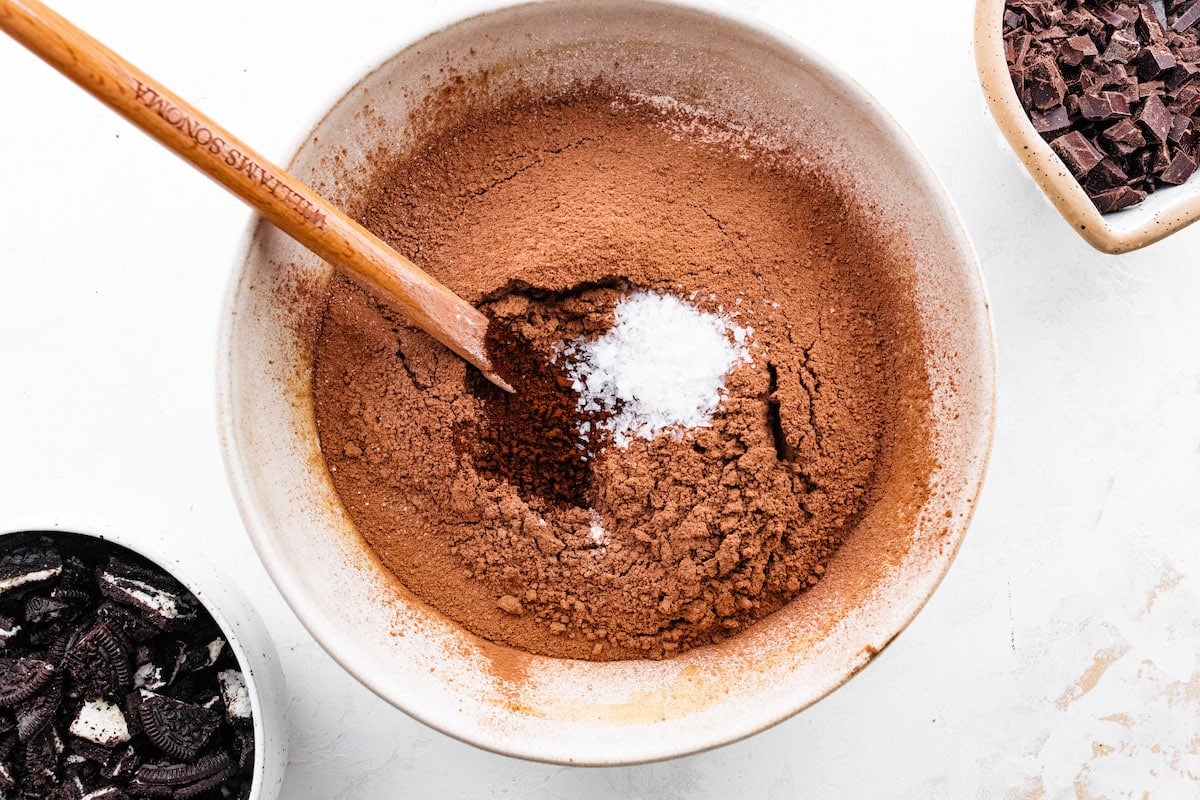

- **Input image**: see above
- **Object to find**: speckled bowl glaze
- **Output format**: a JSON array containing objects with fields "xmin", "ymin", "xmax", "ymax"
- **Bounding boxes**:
[
  {"xmin": 976, "ymin": 0, "xmax": 1200, "ymax": 253},
  {"xmin": 218, "ymin": 0, "xmax": 995, "ymax": 765},
  {"xmin": 0, "ymin": 519, "xmax": 286, "ymax": 799}
]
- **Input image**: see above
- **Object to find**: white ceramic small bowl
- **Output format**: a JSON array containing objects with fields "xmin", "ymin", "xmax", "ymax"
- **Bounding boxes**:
[
  {"xmin": 976, "ymin": 0, "xmax": 1200, "ymax": 253},
  {"xmin": 0, "ymin": 518, "xmax": 287, "ymax": 800},
  {"xmin": 219, "ymin": 0, "xmax": 995, "ymax": 765}
]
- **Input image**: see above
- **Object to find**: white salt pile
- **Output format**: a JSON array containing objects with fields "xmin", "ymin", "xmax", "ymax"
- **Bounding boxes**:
[{"xmin": 560, "ymin": 290, "xmax": 751, "ymax": 447}]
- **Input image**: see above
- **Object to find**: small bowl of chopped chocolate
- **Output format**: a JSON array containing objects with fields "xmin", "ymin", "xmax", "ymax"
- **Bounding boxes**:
[
  {"xmin": 220, "ymin": 0, "xmax": 995, "ymax": 765},
  {"xmin": 0, "ymin": 522, "xmax": 286, "ymax": 799},
  {"xmin": 977, "ymin": 0, "xmax": 1200, "ymax": 252}
]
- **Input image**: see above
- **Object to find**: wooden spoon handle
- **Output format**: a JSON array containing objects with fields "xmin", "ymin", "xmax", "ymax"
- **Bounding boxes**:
[{"xmin": 0, "ymin": 0, "xmax": 511, "ymax": 391}]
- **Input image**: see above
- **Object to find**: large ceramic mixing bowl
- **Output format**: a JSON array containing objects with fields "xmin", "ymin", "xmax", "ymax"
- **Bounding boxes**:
[{"xmin": 218, "ymin": 0, "xmax": 995, "ymax": 765}]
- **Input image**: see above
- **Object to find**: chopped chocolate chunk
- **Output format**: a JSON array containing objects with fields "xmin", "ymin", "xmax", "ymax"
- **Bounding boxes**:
[
  {"xmin": 1143, "ymin": 1, "xmax": 1169, "ymax": 38},
  {"xmin": 1165, "ymin": 60, "xmax": 1200, "ymax": 91},
  {"xmin": 1079, "ymin": 90, "xmax": 1132, "ymax": 119},
  {"xmin": 1173, "ymin": 0, "xmax": 1200, "ymax": 31},
  {"xmin": 1031, "ymin": 104, "xmax": 1072, "ymax": 132},
  {"xmin": 1060, "ymin": 33, "xmax": 1099, "ymax": 65},
  {"xmin": 0, "ymin": 657, "xmax": 57, "ymax": 706},
  {"xmin": 1161, "ymin": 149, "xmax": 1198, "ymax": 182},
  {"xmin": 1176, "ymin": 84, "xmax": 1200, "ymax": 115},
  {"xmin": 1104, "ymin": 27, "xmax": 1142, "ymax": 62},
  {"xmin": 1098, "ymin": 7, "xmax": 1130, "ymax": 28},
  {"xmin": 1029, "ymin": 55, "xmax": 1070, "ymax": 108},
  {"xmin": 1051, "ymin": 130, "xmax": 1105, "ymax": 174},
  {"xmin": 137, "ymin": 692, "xmax": 219, "ymax": 761},
  {"xmin": 1092, "ymin": 184, "xmax": 1148, "ymax": 211},
  {"xmin": 1103, "ymin": 117, "xmax": 1149, "ymax": 153},
  {"xmin": 1137, "ymin": 93, "xmax": 1175, "ymax": 140},
  {"xmin": 1086, "ymin": 157, "xmax": 1132, "ymax": 191},
  {"xmin": 1166, "ymin": 113, "xmax": 1195, "ymax": 145},
  {"xmin": 1137, "ymin": 43, "xmax": 1176, "ymax": 77}
]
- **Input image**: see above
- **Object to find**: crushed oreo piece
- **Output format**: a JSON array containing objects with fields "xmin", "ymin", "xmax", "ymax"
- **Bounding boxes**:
[
  {"xmin": 65, "ymin": 622, "xmax": 132, "ymax": 699},
  {"xmin": 135, "ymin": 752, "xmax": 233, "ymax": 789},
  {"xmin": 100, "ymin": 745, "xmax": 140, "ymax": 783},
  {"xmin": 215, "ymin": 672, "xmax": 250, "ymax": 723},
  {"xmin": 137, "ymin": 692, "xmax": 219, "ymax": 762},
  {"xmin": 133, "ymin": 662, "xmax": 166, "ymax": 693},
  {"xmin": 1006, "ymin": 0, "xmax": 1200, "ymax": 210},
  {"xmin": 98, "ymin": 560, "xmax": 196, "ymax": 631},
  {"xmin": 0, "ymin": 546, "xmax": 62, "ymax": 597},
  {"xmin": 95, "ymin": 603, "xmax": 160, "ymax": 644},
  {"xmin": 68, "ymin": 737, "xmax": 116, "ymax": 768},
  {"xmin": 53, "ymin": 771, "xmax": 86, "ymax": 800},
  {"xmin": 80, "ymin": 788, "xmax": 130, "ymax": 800},
  {"xmin": 0, "ymin": 533, "xmax": 257, "ymax": 797},
  {"xmin": 231, "ymin": 727, "xmax": 254, "ymax": 772},
  {"xmin": 0, "ymin": 615, "xmax": 21, "ymax": 647},
  {"xmin": 20, "ymin": 727, "xmax": 61, "ymax": 795},
  {"xmin": 16, "ymin": 678, "xmax": 63, "ymax": 741},
  {"xmin": 174, "ymin": 761, "xmax": 236, "ymax": 799},
  {"xmin": 68, "ymin": 700, "xmax": 130, "ymax": 748},
  {"xmin": 20, "ymin": 724, "xmax": 62, "ymax": 796},
  {"xmin": 0, "ymin": 658, "xmax": 57, "ymax": 706},
  {"xmin": 24, "ymin": 596, "xmax": 70, "ymax": 625},
  {"xmin": 0, "ymin": 734, "xmax": 14, "ymax": 789}
]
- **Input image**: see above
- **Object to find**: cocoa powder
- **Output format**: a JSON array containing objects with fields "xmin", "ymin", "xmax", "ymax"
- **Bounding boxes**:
[
  {"xmin": 310, "ymin": 85, "xmax": 932, "ymax": 660},
  {"xmin": 459, "ymin": 320, "xmax": 604, "ymax": 508}
]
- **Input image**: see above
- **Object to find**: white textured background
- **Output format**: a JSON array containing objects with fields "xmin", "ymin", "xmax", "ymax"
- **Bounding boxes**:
[{"xmin": 2, "ymin": 0, "xmax": 1199, "ymax": 797}]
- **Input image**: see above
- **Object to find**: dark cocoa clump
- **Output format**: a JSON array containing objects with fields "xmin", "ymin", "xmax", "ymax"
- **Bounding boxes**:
[{"xmin": 460, "ymin": 320, "xmax": 605, "ymax": 508}]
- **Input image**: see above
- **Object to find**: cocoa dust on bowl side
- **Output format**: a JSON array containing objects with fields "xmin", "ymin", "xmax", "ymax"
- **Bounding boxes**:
[{"xmin": 310, "ymin": 83, "xmax": 936, "ymax": 662}]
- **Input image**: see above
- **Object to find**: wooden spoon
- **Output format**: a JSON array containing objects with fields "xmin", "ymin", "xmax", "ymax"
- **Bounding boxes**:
[{"xmin": 0, "ymin": 0, "xmax": 514, "ymax": 392}]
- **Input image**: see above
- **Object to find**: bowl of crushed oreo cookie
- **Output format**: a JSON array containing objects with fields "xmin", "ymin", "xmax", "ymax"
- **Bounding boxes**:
[
  {"xmin": 0, "ymin": 524, "xmax": 285, "ymax": 799},
  {"xmin": 977, "ymin": 0, "xmax": 1200, "ymax": 252}
]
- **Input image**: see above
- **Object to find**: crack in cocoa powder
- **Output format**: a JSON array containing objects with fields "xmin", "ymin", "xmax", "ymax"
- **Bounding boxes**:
[
  {"xmin": 454, "ymin": 135, "xmax": 596, "ymax": 222},
  {"xmin": 765, "ymin": 363, "xmax": 796, "ymax": 463}
]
